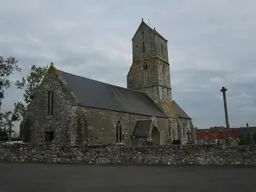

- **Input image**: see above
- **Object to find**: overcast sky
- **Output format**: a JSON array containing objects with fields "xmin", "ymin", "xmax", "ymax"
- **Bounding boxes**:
[{"xmin": 1, "ymin": 0, "xmax": 256, "ymax": 130}]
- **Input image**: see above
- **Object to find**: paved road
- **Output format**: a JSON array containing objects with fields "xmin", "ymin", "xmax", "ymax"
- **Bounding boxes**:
[{"xmin": 0, "ymin": 163, "xmax": 256, "ymax": 192}]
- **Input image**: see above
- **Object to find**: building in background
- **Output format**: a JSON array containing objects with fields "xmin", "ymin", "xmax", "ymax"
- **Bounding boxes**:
[{"xmin": 196, "ymin": 126, "xmax": 256, "ymax": 144}]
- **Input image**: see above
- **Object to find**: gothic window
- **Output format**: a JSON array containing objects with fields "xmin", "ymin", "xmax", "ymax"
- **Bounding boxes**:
[
  {"xmin": 142, "ymin": 30, "xmax": 145, "ymax": 53},
  {"xmin": 47, "ymin": 91, "xmax": 50, "ymax": 115},
  {"xmin": 47, "ymin": 90, "xmax": 54, "ymax": 115},
  {"xmin": 116, "ymin": 120, "xmax": 122, "ymax": 143},
  {"xmin": 143, "ymin": 64, "xmax": 148, "ymax": 70},
  {"xmin": 51, "ymin": 90, "xmax": 54, "ymax": 115},
  {"xmin": 142, "ymin": 64, "xmax": 148, "ymax": 85}
]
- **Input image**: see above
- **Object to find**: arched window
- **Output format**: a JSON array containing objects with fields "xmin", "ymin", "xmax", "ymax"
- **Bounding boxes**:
[
  {"xmin": 116, "ymin": 120, "xmax": 122, "ymax": 143},
  {"xmin": 151, "ymin": 126, "xmax": 160, "ymax": 145},
  {"xmin": 142, "ymin": 31, "xmax": 145, "ymax": 53},
  {"xmin": 142, "ymin": 42, "xmax": 145, "ymax": 52},
  {"xmin": 143, "ymin": 64, "xmax": 148, "ymax": 70},
  {"xmin": 47, "ymin": 90, "xmax": 54, "ymax": 115}
]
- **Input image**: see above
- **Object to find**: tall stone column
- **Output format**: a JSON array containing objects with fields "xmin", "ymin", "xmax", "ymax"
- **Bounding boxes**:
[{"xmin": 220, "ymin": 86, "xmax": 230, "ymax": 140}]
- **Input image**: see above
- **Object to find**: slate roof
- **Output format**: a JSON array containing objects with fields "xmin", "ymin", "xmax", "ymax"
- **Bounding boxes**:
[
  {"xmin": 132, "ymin": 120, "xmax": 152, "ymax": 138},
  {"xmin": 172, "ymin": 101, "xmax": 191, "ymax": 119},
  {"xmin": 57, "ymin": 70, "xmax": 167, "ymax": 118}
]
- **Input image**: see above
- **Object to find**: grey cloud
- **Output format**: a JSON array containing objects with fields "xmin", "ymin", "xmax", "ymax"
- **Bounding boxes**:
[{"xmin": 1, "ymin": 0, "xmax": 256, "ymax": 130}]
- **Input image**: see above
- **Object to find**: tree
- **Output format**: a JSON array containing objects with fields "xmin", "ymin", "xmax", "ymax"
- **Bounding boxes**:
[
  {"xmin": 0, "ymin": 56, "xmax": 21, "ymax": 135},
  {"xmin": 14, "ymin": 64, "xmax": 48, "ymax": 120}
]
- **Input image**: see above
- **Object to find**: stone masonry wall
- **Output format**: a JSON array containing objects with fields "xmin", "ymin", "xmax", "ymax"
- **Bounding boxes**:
[
  {"xmin": 1, "ymin": 144, "xmax": 256, "ymax": 166},
  {"xmin": 21, "ymin": 69, "xmax": 77, "ymax": 145},
  {"xmin": 81, "ymin": 107, "xmax": 169, "ymax": 145}
]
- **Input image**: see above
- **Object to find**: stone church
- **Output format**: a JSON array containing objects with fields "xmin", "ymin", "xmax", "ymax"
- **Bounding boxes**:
[{"xmin": 20, "ymin": 19, "xmax": 196, "ymax": 146}]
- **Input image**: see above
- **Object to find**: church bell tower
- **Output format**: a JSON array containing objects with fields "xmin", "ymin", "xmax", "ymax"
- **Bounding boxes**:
[{"xmin": 127, "ymin": 19, "xmax": 172, "ymax": 105}]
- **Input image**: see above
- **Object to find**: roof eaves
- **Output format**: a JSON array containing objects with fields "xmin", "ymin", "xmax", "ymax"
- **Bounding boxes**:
[
  {"xmin": 78, "ymin": 103, "xmax": 168, "ymax": 118},
  {"xmin": 172, "ymin": 100, "xmax": 191, "ymax": 119}
]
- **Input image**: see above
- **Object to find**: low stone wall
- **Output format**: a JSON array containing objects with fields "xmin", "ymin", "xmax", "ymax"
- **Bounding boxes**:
[{"xmin": 0, "ymin": 144, "xmax": 256, "ymax": 166}]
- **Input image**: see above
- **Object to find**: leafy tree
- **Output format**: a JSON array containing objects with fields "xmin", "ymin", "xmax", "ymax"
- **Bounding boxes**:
[
  {"xmin": 14, "ymin": 64, "xmax": 48, "ymax": 120},
  {"xmin": 0, "ymin": 56, "xmax": 21, "ymax": 134}
]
